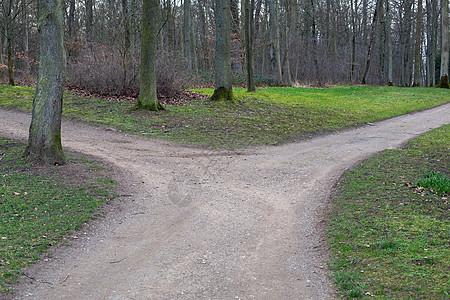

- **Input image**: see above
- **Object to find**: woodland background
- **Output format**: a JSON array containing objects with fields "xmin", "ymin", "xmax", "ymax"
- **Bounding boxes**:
[{"xmin": 1, "ymin": 0, "xmax": 449, "ymax": 96}]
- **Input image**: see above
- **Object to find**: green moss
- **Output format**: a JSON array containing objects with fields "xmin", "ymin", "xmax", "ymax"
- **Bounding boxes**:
[
  {"xmin": 437, "ymin": 75, "xmax": 450, "ymax": 89},
  {"xmin": 136, "ymin": 98, "xmax": 165, "ymax": 112},
  {"xmin": 209, "ymin": 87, "xmax": 237, "ymax": 103}
]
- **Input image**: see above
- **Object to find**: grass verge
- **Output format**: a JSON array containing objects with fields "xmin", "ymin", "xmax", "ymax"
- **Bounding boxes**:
[
  {"xmin": 0, "ymin": 136, "xmax": 116, "ymax": 293},
  {"xmin": 0, "ymin": 85, "xmax": 449, "ymax": 148},
  {"xmin": 328, "ymin": 125, "xmax": 449, "ymax": 299}
]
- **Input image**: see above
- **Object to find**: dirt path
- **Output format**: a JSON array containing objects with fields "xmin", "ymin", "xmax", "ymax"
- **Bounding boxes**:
[{"xmin": 0, "ymin": 103, "xmax": 449, "ymax": 300}]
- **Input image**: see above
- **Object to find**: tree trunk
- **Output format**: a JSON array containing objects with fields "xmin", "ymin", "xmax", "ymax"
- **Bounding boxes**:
[
  {"xmin": 245, "ymin": 0, "xmax": 255, "ymax": 92},
  {"xmin": 361, "ymin": 0, "xmax": 382, "ymax": 84},
  {"xmin": 138, "ymin": 0, "xmax": 165, "ymax": 110},
  {"xmin": 438, "ymin": 0, "xmax": 449, "ymax": 88},
  {"xmin": 350, "ymin": 0, "xmax": 357, "ymax": 83},
  {"xmin": 413, "ymin": 0, "xmax": 423, "ymax": 86},
  {"xmin": 68, "ymin": 0, "xmax": 75, "ymax": 37},
  {"xmin": 21, "ymin": 0, "xmax": 30, "ymax": 77},
  {"xmin": 426, "ymin": 0, "xmax": 438, "ymax": 86},
  {"xmin": 310, "ymin": 0, "xmax": 321, "ymax": 84},
  {"xmin": 431, "ymin": 0, "xmax": 438, "ymax": 85},
  {"xmin": 86, "ymin": 0, "xmax": 94, "ymax": 43},
  {"xmin": 183, "ymin": 0, "xmax": 192, "ymax": 70},
  {"xmin": 6, "ymin": 0, "xmax": 15, "ymax": 86},
  {"xmin": 122, "ymin": 0, "xmax": 131, "ymax": 89},
  {"xmin": 385, "ymin": 0, "xmax": 393, "ymax": 85},
  {"xmin": 25, "ymin": 0, "xmax": 66, "ymax": 164},
  {"xmin": 210, "ymin": 0, "xmax": 235, "ymax": 102},
  {"xmin": 267, "ymin": 0, "xmax": 282, "ymax": 82},
  {"xmin": 230, "ymin": 0, "xmax": 242, "ymax": 74},
  {"xmin": 284, "ymin": 0, "xmax": 291, "ymax": 85}
]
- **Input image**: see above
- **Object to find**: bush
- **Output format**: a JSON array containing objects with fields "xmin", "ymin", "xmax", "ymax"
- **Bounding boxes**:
[{"xmin": 65, "ymin": 43, "xmax": 193, "ymax": 98}]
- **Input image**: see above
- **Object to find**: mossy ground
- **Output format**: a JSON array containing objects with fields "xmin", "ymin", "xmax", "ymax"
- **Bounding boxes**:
[
  {"xmin": 0, "ymin": 137, "xmax": 116, "ymax": 293},
  {"xmin": 0, "ymin": 85, "xmax": 448, "ymax": 148},
  {"xmin": 329, "ymin": 125, "xmax": 449, "ymax": 299}
]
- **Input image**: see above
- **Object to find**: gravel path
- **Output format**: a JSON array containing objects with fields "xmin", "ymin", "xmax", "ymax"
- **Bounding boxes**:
[{"xmin": 0, "ymin": 103, "xmax": 449, "ymax": 300}]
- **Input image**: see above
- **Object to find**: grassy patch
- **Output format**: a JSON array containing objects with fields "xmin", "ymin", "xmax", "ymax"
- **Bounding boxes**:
[
  {"xmin": 0, "ymin": 85, "xmax": 449, "ymax": 148},
  {"xmin": 0, "ymin": 137, "xmax": 116, "ymax": 293},
  {"xmin": 328, "ymin": 125, "xmax": 449, "ymax": 299}
]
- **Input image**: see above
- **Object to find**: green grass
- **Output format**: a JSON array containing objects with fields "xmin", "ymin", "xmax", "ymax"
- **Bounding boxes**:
[
  {"xmin": 0, "ymin": 137, "xmax": 116, "ymax": 293},
  {"xmin": 1, "ymin": 85, "xmax": 449, "ymax": 148},
  {"xmin": 328, "ymin": 125, "xmax": 450, "ymax": 299},
  {"xmin": 417, "ymin": 172, "xmax": 450, "ymax": 195}
]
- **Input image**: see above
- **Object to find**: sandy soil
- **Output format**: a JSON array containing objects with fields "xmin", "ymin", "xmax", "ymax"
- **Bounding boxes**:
[{"xmin": 0, "ymin": 103, "xmax": 449, "ymax": 300}]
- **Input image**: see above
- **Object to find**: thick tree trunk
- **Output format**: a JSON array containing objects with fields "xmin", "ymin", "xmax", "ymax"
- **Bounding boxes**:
[
  {"xmin": 244, "ymin": 0, "xmax": 255, "ymax": 92},
  {"xmin": 438, "ymin": 0, "xmax": 449, "ymax": 88},
  {"xmin": 413, "ymin": 0, "xmax": 423, "ymax": 86},
  {"xmin": 138, "ymin": 0, "xmax": 165, "ymax": 110},
  {"xmin": 210, "ymin": 0, "xmax": 235, "ymax": 102},
  {"xmin": 25, "ymin": 0, "xmax": 66, "ymax": 164}
]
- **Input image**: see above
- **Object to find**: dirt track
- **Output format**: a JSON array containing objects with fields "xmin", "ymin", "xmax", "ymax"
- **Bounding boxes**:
[{"xmin": 0, "ymin": 103, "xmax": 449, "ymax": 300}]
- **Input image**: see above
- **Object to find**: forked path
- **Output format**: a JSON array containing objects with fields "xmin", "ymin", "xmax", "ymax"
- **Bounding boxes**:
[{"xmin": 0, "ymin": 103, "xmax": 449, "ymax": 300}]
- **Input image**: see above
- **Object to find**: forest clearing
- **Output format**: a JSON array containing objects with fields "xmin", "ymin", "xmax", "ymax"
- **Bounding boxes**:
[
  {"xmin": 1, "ymin": 0, "xmax": 450, "ymax": 298},
  {"xmin": 0, "ymin": 87, "xmax": 449, "ymax": 298}
]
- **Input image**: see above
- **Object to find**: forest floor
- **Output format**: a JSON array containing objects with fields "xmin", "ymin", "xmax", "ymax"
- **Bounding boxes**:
[{"xmin": 0, "ymin": 102, "xmax": 448, "ymax": 299}]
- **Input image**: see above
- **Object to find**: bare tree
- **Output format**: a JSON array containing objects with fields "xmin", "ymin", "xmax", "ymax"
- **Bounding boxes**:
[
  {"xmin": 413, "ymin": 0, "xmax": 423, "ymax": 86},
  {"xmin": 438, "ymin": 0, "xmax": 449, "ymax": 88},
  {"xmin": 267, "ymin": 0, "xmax": 282, "ymax": 82},
  {"xmin": 138, "ymin": 0, "xmax": 165, "ymax": 110},
  {"xmin": 210, "ymin": 0, "xmax": 235, "ymax": 102},
  {"xmin": 244, "ymin": 0, "xmax": 255, "ymax": 91},
  {"xmin": 385, "ymin": 0, "xmax": 393, "ymax": 85},
  {"xmin": 25, "ymin": 0, "xmax": 66, "ymax": 164},
  {"xmin": 362, "ymin": 0, "xmax": 382, "ymax": 84}
]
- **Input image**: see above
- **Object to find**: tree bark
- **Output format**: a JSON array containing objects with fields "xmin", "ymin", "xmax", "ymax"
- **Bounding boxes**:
[
  {"xmin": 86, "ymin": 0, "xmax": 94, "ymax": 43},
  {"xmin": 350, "ymin": 0, "xmax": 357, "ymax": 83},
  {"xmin": 68, "ymin": 0, "xmax": 75, "ymax": 37},
  {"xmin": 426, "ymin": 0, "xmax": 438, "ymax": 86},
  {"xmin": 210, "ymin": 0, "xmax": 235, "ymax": 102},
  {"xmin": 244, "ymin": 0, "xmax": 255, "ymax": 92},
  {"xmin": 138, "ymin": 0, "xmax": 165, "ymax": 110},
  {"xmin": 361, "ymin": 0, "xmax": 382, "ymax": 84},
  {"xmin": 6, "ymin": 0, "xmax": 15, "ymax": 86},
  {"xmin": 183, "ymin": 0, "xmax": 193, "ymax": 70},
  {"xmin": 267, "ymin": 0, "xmax": 282, "ymax": 82},
  {"xmin": 25, "ymin": 0, "xmax": 66, "ymax": 164},
  {"xmin": 413, "ymin": 0, "xmax": 423, "ymax": 86},
  {"xmin": 122, "ymin": 0, "xmax": 131, "ymax": 89},
  {"xmin": 438, "ymin": 0, "xmax": 449, "ymax": 88},
  {"xmin": 385, "ymin": 0, "xmax": 393, "ymax": 85}
]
